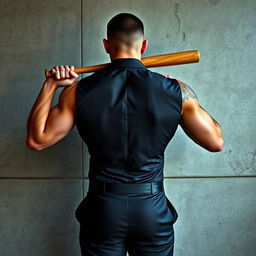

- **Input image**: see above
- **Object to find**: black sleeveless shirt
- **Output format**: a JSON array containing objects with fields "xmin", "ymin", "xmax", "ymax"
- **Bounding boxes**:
[{"xmin": 75, "ymin": 58, "xmax": 182, "ymax": 183}]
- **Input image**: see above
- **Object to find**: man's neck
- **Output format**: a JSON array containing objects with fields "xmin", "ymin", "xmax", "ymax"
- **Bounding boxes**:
[{"xmin": 110, "ymin": 52, "xmax": 141, "ymax": 61}]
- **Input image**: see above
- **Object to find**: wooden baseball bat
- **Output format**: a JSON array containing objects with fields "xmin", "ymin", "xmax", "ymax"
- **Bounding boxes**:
[{"xmin": 74, "ymin": 50, "xmax": 200, "ymax": 74}]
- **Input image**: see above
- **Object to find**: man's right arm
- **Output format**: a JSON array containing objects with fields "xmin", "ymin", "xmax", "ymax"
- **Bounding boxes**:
[{"xmin": 177, "ymin": 79, "xmax": 224, "ymax": 152}]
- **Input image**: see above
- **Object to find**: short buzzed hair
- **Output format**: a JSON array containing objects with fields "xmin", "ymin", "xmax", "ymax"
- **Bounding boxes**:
[{"xmin": 107, "ymin": 13, "xmax": 144, "ymax": 49}]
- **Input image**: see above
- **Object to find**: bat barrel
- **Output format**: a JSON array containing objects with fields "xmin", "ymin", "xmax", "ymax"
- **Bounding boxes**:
[
  {"xmin": 141, "ymin": 50, "xmax": 200, "ymax": 67},
  {"xmin": 74, "ymin": 50, "xmax": 200, "ymax": 74}
]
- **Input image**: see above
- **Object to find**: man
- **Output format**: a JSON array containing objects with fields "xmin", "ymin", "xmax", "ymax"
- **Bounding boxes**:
[{"xmin": 26, "ymin": 12, "xmax": 224, "ymax": 256}]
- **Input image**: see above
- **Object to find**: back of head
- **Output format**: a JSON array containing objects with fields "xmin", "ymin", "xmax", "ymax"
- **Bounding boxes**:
[{"xmin": 107, "ymin": 13, "xmax": 144, "ymax": 51}]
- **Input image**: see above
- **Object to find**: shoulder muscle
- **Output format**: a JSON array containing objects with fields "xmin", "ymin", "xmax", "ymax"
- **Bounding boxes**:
[{"xmin": 177, "ymin": 80, "xmax": 198, "ymax": 103}]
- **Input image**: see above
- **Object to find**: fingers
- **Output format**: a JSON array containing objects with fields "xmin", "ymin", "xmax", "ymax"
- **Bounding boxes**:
[
  {"xmin": 161, "ymin": 73, "xmax": 173, "ymax": 79},
  {"xmin": 54, "ymin": 66, "xmax": 60, "ymax": 79},
  {"xmin": 60, "ymin": 66, "xmax": 65, "ymax": 79},
  {"xmin": 69, "ymin": 65, "xmax": 78, "ymax": 78},
  {"xmin": 45, "ymin": 69, "xmax": 51, "ymax": 78},
  {"xmin": 50, "ymin": 65, "xmax": 77, "ymax": 80},
  {"xmin": 65, "ymin": 65, "xmax": 70, "ymax": 78},
  {"xmin": 51, "ymin": 68, "xmax": 56, "ymax": 75}
]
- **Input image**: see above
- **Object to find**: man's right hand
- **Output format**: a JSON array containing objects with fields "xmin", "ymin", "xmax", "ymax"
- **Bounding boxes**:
[{"xmin": 44, "ymin": 65, "xmax": 78, "ymax": 88}]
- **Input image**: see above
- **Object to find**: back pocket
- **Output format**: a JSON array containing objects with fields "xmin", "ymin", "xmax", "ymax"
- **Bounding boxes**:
[
  {"xmin": 75, "ymin": 193, "xmax": 91, "ymax": 224},
  {"xmin": 165, "ymin": 195, "xmax": 178, "ymax": 225}
]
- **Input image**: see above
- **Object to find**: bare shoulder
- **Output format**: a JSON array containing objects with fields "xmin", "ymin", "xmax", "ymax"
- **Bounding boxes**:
[
  {"xmin": 176, "ymin": 79, "xmax": 200, "ymax": 115},
  {"xmin": 176, "ymin": 80, "xmax": 198, "ymax": 103}
]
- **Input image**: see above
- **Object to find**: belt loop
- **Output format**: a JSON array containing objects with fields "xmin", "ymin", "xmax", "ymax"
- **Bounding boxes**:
[{"xmin": 151, "ymin": 182, "xmax": 153, "ymax": 194}]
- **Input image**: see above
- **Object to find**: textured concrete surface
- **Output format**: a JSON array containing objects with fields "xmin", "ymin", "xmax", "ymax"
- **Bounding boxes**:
[
  {"xmin": 0, "ymin": 179, "xmax": 83, "ymax": 256},
  {"xmin": 0, "ymin": 0, "xmax": 82, "ymax": 177},
  {"xmin": 0, "ymin": 0, "xmax": 255, "ymax": 255}
]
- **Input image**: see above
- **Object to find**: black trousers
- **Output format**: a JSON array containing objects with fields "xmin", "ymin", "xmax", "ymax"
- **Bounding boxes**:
[{"xmin": 75, "ymin": 183, "xmax": 178, "ymax": 256}]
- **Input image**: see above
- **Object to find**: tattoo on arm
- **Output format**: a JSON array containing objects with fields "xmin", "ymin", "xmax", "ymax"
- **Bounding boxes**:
[{"xmin": 177, "ymin": 80, "xmax": 198, "ymax": 103}]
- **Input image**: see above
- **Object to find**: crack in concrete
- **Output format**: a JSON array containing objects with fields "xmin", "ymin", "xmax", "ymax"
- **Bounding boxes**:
[
  {"xmin": 182, "ymin": 31, "xmax": 186, "ymax": 41},
  {"xmin": 174, "ymin": 3, "xmax": 186, "ymax": 42},
  {"xmin": 174, "ymin": 3, "xmax": 181, "ymax": 31}
]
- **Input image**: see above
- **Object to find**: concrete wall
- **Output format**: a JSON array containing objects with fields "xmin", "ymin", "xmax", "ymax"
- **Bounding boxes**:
[{"xmin": 0, "ymin": 0, "xmax": 255, "ymax": 255}]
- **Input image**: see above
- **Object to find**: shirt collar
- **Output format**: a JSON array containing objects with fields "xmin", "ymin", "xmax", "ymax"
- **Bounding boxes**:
[{"xmin": 108, "ymin": 58, "xmax": 147, "ymax": 69}]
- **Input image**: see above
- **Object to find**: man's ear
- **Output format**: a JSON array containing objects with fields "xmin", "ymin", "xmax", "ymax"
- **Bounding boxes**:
[
  {"xmin": 141, "ymin": 39, "xmax": 148, "ymax": 55},
  {"xmin": 103, "ymin": 38, "xmax": 110, "ymax": 54}
]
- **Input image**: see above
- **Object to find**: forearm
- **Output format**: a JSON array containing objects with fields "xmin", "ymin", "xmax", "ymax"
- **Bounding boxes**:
[{"xmin": 26, "ymin": 81, "xmax": 58, "ymax": 144}]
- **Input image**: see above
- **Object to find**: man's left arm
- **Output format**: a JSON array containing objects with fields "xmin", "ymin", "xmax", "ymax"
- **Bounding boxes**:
[{"xmin": 26, "ymin": 65, "xmax": 78, "ymax": 151}]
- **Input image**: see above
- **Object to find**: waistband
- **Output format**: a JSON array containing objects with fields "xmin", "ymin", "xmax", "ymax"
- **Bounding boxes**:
[{"xmin": 88, "ymin": 180, "xmax": 164, "ymax": 195}]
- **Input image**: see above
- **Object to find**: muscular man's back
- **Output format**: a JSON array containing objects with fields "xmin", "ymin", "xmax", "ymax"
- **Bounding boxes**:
[{"xmin": 74, "ymin": 58, "xmax": 182, "ymax": 183}]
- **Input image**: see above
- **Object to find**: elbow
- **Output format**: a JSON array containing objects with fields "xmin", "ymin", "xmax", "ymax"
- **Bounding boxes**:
[
  {"xmin": 26, "ymin": 138, "xmax": 44, "ymax": 151},
  {"xmin": 208, "ymin": 138, "xmax": 224, "ymax": 152}
]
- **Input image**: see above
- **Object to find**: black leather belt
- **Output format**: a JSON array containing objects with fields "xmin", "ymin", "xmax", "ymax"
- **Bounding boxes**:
[{"xmin": 88, "ymin": 180, "xmax": 164, "ymax": 195}]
